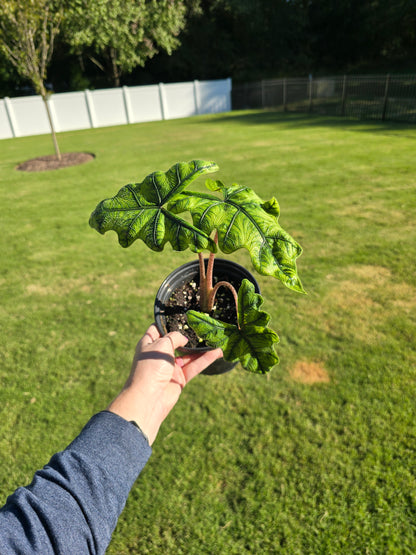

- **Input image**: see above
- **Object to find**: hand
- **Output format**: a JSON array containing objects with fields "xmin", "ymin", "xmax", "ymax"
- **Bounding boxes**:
[{"xmin": 107, "ymin": 324, "xmax": 223, "ymax": 445}]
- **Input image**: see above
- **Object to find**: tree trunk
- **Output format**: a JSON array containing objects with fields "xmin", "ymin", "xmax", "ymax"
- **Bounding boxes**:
[
  {"xmin": 110, "ymin": 48, "xmax": 121, "ymax": 87},
  {"xmin": 41, "ymin": 93, "xmax": 61, "ymax": 160}
]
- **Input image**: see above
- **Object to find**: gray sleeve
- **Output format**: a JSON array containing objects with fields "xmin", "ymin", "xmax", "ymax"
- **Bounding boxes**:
[{"xmin": 0, "ymin": 411, "xmax": 152, "ymax": 554}]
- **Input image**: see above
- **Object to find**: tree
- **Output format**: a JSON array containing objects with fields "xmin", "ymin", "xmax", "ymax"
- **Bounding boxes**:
[
  {"xmin": 142, "ymin": 0, "xmax": 307, "ymax": 83},
  {"xmin": 65, "ymin": 0, "xmax": 200, "ymax": 87},
  {"xmin": 0, "ymin": 0, "xmax": 64, "ymax": 158}
]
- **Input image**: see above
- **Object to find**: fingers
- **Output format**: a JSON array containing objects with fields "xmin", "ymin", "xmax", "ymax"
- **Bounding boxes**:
[
  {"xmin": 181, "ymin": 348, "xmax": 223, "ymax": 382},
  {"xmin": 162, "ymin": 331, "xmax": 189, "ymax": 352},
  {"xmin": 139, "ymin": 324, "xmax": 221, "ymax": 375},
  {"xmin": 140, "ymin": 325, "xmax": 188, "ymax": 352},
  {"xmin": 139, "ymin": 324, "xmax": 161, "ymax": 347}
]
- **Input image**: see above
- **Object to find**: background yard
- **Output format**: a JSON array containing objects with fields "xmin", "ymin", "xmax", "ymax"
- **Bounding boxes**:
[{"xmin": 1, "ymin": 111, "xmax": 415, "ymax": 553}]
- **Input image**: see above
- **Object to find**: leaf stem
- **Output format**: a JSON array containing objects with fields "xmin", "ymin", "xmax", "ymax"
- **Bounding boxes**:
[
  {"xmin": 198, "ymin": 252, "xmax": 208, "ymax": 310},
  {"xmin": 198, "ymin": 231, "xmax": 218, "ymax": 312},
  {"xmin": 207, "ymin": 281, "xmax": 240, "ymax": 329},
  {"xmin": 197, "ymin": 231, "xmax": 240, "ymax": 327}
]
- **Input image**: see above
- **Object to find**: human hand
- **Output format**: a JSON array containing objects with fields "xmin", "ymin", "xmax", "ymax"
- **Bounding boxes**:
[{"xmin": 107, "ymin": 324, "xmax": 223, "ymax": 445}]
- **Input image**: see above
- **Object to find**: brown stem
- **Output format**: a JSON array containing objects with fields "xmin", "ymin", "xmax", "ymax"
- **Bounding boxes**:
[
  {"xmin": 206, "ymin": 231, "xmax": 218, "ymax": 292},
  {"xmin": 207, "ymin": 281, "xmax": 240, "ymax": 329},
  {"xmin": 198, "ymin": 251, "xmax": 206, "ymax": 281},
  {"xmin": 198, "ymin": 252, "xmax": 208, "ymax": 311},
  {"xmin": 206, "ymin": 250, "xmax": 215, "ymax": 288},
  {"xmin": 198, "ymin": 231, "xmax": 218, "ymax": 312}
]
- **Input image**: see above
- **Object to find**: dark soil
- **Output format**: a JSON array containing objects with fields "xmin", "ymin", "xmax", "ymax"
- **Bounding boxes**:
[
  {"xmin": 16, "ymin": 152, "xmax": 95, "ymax": 172},
  {"xmin": 165, "ymin": 273, "xmax": 241, "ymax": 348}
]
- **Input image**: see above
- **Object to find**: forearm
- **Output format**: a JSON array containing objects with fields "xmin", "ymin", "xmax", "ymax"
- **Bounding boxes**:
[{"xmin": 0, "ymin": 411, "xmax": 152, "ymax": 555}]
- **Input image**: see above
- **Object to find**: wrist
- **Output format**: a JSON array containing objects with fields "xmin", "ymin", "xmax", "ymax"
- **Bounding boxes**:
[
  {"xmin": 107, "ymin": 387, "xmax": 159, "ymax": 445},
  {"xmin": 129, "ymin": 419, "xmax": 150, "ymax": 444}
]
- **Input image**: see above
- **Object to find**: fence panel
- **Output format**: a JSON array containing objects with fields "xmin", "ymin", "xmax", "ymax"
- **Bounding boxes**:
[
  {"xmin": 51, "ymin": 91, "xmax": 91, "ymax": 132},
  {"xmin": 232, "ymin": 82, "xmax": 264, "ymax": 110},
  {"xmin": 262, "ymin": 80, "xmax": 284, "ymax": 108},
  {"xmin": 232, "ymin": 74, "xmax": 416, "ymax": 123},
  {"xmin": 163, "ymin": 82, "xmax": 197, "ymax": 120},
  {"xmin": 126, "ymin": 84, "xmax": 163, "ymax": 123},
  {"xmin": 7, "ymin": 96, "xmax": 51, "ymax": 137},
  {"xmin": 197, "ymin": 79, "xmax": 232, "ymax": 114},
  {"xmin": 89, "ymin": 88, "xmax": 128, "ymax": 128},
  {"xmin": 385, "ymin": 75, "xmax": 416, "ymax": 123},
  {"xmin": 286, "ymin": 78, "xmax": 310, "ymax": 110},
  {"xmin": 0, "ymin": 78, "xmax": 231, "ymax": 140}
]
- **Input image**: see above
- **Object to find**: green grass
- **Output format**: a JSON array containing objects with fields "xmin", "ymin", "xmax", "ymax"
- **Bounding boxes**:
[{"xmin": 1, "ymin": 111, "xmax": 416, "ymax": 553}]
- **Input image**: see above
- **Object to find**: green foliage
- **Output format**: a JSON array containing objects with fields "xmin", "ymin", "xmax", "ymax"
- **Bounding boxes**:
[
  {"xmin": 89, "ymin": 160, "xmax": 218, "ymax": 252},
  {"xmin": 187, "ymin": 279, "xmax": 279, "ymax": 373},
  {"xmin": 0, "ymin": 0, "xmax": 63, "ymax": 96},
  {"xmin": 89, "ymin": 158, "xmax": 304, "ymax": 371},
  {"xmin": 0, "ymin": 0, "xmax": 63, "ymax": 157},
  {"xmin": 170, "ymin": 177, "xmax": 304, "ymax": 292},
  {"xmin": 64, "ymin": 0, "xmax": 197, "ymax": 85},
  {"xmin": 89, "ymin": 159, "xmax": 304, "ymax": 290},
  {"xmin": 1, "ymin": 0, "xmax": 416, "ymax": 93}
]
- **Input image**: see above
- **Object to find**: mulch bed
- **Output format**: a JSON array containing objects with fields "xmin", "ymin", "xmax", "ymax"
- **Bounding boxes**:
[{"xmin": 16, "ymin": 152, "xmax": 95, "ymax": 172}]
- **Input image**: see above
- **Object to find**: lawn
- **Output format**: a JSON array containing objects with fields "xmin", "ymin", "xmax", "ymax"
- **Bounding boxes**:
[{"xmin": 1, "ymin": 111, "xmax": 416, "ymax": 553}]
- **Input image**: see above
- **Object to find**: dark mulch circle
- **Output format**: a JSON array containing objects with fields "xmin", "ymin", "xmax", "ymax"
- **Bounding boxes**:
[{"xmin": 16, "ymin": 152, "xmax": 95, "ymax": 172}]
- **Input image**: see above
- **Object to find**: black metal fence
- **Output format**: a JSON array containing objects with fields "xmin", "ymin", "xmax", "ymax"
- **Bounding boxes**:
[{"xmin": 232, "ymin": 75, "xmax": 416, "ymax": 123}]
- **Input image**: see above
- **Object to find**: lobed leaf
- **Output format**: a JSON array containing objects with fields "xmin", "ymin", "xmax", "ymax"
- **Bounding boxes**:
[
  {"xmin": 187, "ymin": 280, "xmax": 279, "ymax": 374},
  {"xmin": 89, "ymin": 160, "xmax": 219, "ymax": 252},
  {"xmin": 169, "ymin": 179, "xmax": 305, "ymax": 293}
]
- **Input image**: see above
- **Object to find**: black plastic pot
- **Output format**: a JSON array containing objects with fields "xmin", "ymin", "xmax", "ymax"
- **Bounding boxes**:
[{"xmin": 154, "ymin": 258, "xmax": 260, "ymax": 375}]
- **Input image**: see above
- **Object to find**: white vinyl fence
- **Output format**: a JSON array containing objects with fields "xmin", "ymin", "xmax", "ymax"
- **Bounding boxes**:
[{"xmin": 0, "ymin": 78, "xmax": 232, "ymax": 140}]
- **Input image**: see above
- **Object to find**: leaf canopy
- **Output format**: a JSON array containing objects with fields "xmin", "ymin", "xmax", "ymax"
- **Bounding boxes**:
[
  {"xmin": 89, "ymin": 160, "xmax": 219, "ymax": 252},
  {"xmin": 187, "ymin": 279, "xmax": 279, "ymax": 374},
  {"xmin": 64, "ymin": 0, "xmax": 192, "ymax": 85},
  {"xmin": 169, "ymin": 178, "xmax": 305, "ymax": 293}
]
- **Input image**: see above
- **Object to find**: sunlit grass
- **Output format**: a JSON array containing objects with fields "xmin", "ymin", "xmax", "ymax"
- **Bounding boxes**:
[{"xmin": 1, "ymin": 111, "xmax": 416, "ymax": 552}]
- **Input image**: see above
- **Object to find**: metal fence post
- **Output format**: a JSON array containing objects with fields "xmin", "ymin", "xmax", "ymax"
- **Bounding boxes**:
[
  {"xmin": 308, "ymin": 75, "xmax": 313, "ymax": 112},
  {"xmin": 341, "ymin": 75, "xmax": 347, "ymax": 116},
  {"xmin": 261, "ymin": 80, "xmax": 266, "ymax": 108},
  {"xmin": 283, "ymin": 78, "xmax": 287, "ymax": 112},
  {"xmin": 382, "ymin": 74, "xmax": 390, "ymax": 121}
]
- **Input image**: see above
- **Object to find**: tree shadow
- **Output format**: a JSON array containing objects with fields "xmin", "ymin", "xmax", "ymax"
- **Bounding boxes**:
[{"xmin": 201, "ymin": 110, "xmax": 416, "ymax": 137}]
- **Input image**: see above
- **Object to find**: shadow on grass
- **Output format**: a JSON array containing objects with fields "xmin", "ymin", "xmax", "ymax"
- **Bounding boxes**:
[{"xmin": 201, "ymin": 110, "xmax": 416, "ymax": 137}]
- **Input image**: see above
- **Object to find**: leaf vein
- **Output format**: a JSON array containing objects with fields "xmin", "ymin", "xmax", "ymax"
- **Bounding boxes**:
[
  {"xmin": 126, "ymin": 184, "xmax": 142, "ymax": 207},
  {"xmin": 152, "ymin": 174, "xmax": 162, "ymax": 205},
  {"xmin": 153, "ymin": 209, "xmax": 161, "ymax": 247},
  {"xmin": 127, "ymin": 209, "xmax": 146, "ymax": 240},
  {"xmin": 199, "ymin": 201, "xmax": 222, "ymax": 226}
]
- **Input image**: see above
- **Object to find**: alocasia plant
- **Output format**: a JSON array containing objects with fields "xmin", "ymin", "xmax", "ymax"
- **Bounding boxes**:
[
  {"xmin": 187, "ymin": 279, "xmax": 280, "ymax": 374},
  {"xmin": 90, "ymin": 160, "xmax": 304, "ymax": 374}
]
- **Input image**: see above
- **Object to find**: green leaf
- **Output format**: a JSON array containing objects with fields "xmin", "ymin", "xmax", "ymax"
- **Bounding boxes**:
[
  {"xmin": 187, "ymin": 280, "xmax": 279, "ymax": 374},
  {"xmin": 89, "ymin": 160, "xmax": 219, "ymax": 252},
  {"xmin": 169, "ymin": 179, "xmax": 305, "ymax": 293}
]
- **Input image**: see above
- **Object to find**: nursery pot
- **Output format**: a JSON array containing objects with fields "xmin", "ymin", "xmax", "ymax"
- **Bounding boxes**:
[{"xmin": 154, "ymin": 258, "xmax": 260, "ymax": 375}]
